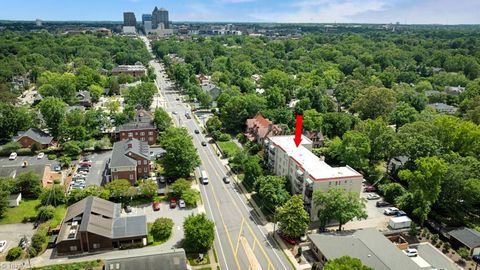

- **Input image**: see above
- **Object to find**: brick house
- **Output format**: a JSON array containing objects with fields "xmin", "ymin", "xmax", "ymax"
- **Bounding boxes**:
[
  {"xmin": 56, "ymin": 196, "xmax": 147, "ymax": 255},
  {"xmin": 245, "ymin": 113, "xmax": 283, "ymax": 144},
  {"xmin": 110, "ymin": 138, "xmax": 152, "ymax": 184},
  {"xmin": 13, "ymin": 128, "xmax": 53, "ymax": 149},
  {"xmin": 111, "ymin": 65, "xmax": 146, "ymax": 77},
  {"xmin": 114, "ymin": 109, "xmax": 157, "ymax": 145}
]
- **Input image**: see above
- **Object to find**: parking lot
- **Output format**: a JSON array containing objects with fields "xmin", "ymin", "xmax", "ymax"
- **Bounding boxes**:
[
  {"xmin": 0, "ymin": 154, "xmax": 58, "ymax": 169},
  {"xmin": 78, "ymin": 151, "xmax": 111, "ymax": 187},
  {"xmin": 0, "ymin": 223, "xmax": 36, "ymax": 259},
  {"xmin": 341, "ymin": 190, "xmax": 390, "ymax": 230},
  {"xmin": 121, "ymin": 201, "xmax": 197, "ymax": 249}
]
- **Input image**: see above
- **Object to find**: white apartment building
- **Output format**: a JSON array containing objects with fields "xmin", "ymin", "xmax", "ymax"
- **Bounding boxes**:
[{"xmin": 265, "ymin": 135, "xmax": 363, "ymax": 221}]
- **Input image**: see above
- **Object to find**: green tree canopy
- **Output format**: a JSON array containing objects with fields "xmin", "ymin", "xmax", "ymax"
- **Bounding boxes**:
[
  {"xmin": 183, "ymin": 213, "xmax": 215, "ymax": 252},
  {"xmin": 160, "ymin": 127, "xmax": 200, "ymax": 178},
  {"xmin": 275, "ymin": 195, "xmax": 309, "ymax": 238},
  {"xmin": 38, "ymin": 97, "xmax": 66, "ymax": 138},
  {"xmin": 323, "ymin": 256, "xmax": 374, "ymax": 270},
  {"xmin": 254, "ymin": 176, "xmax": 290, "ymax": 211},
  {"xmin": 150, "ymin": 217, "xmax": 174, "ymax": 242}
]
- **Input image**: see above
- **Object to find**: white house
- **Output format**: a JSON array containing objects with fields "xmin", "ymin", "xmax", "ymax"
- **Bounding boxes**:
[{"xmin": 8, "ymin": 193, "xmax": 22, "ymax": 207}]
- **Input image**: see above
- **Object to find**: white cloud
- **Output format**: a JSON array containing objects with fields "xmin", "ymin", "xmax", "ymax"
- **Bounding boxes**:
[{"xmin": 251, "ymin": 0, "xmax": 389, "ymax": 23}]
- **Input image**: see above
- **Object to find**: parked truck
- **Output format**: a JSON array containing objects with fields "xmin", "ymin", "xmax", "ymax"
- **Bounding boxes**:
[{"xmin": 389, "ymin": 216, "xmax": 412, "ymax": 230}]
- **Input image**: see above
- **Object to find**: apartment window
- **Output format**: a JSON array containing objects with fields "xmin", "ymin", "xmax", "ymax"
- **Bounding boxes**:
[
  {"xmin": 128, "ymin": 132, "xmax": 133, "ymax": 137},
  {"xmin": 140, "ymin": 137, "xmax": 145, "ymax": 141},
  {"xmin": 137, "ymin": 160, "xmax": 141, "ymax": 165},
  {"xmin": 70, "ymin": 246, "xmax": 77, "ymax": 251},
  {"xmin": 140, "ymin": 132, "xmax": 145, "ymax": 136},
  {"xmin": 148, "ymin": 131, "xmax": 153, "ymax": 135},
  {"xmin": 144, "ymin": 167, "xmax": 147, "ymax": 172},
  {"xmin": 129, "ymin": 174, "xmax": 134, "ymax": 180},
  {"xmin": 148, "ymin": 137, "xmax": 154, "ymax": 141},
  {"xmin": 143, "ymin": 160, "xmax": 148, "ymax": 165},
  {"xmin": 93, "ymin": 243, "xmax": 100, "ymax": 249},
  {"xmin": 138, "ymin": 168, "xmax": 142, "ymax": 173},
  {"xmin": 134, "ymin": 132, "xmax": 138, "ymax": 135},
  {"xmin": 328, "ymin": 181, "xmax": 332, "ymax": 186}
]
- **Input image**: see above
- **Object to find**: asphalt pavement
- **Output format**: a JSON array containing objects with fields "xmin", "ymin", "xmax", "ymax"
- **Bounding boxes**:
[
  {"xmin": 143, "ymin": 37, "xmax": 292, "ymax": 270},
  {"xmin": 80, "ymin": 151, "xmax": 111, "ymax": 187}
]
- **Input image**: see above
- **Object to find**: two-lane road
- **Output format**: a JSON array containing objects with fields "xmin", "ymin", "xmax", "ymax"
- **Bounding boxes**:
[{"xmin": 142, "ymin": 37, "xmax": 293, "ymax": 270}]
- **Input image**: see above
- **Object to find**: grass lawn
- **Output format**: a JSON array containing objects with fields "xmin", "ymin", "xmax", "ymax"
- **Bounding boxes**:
[
  {"xmin": 51, "ymin": 205, "xmax": 67, "ymax": 227},
  {"xmin": 187, "ymin": 252, "xmax": 210, "ymax": 266},
  {"xmin": 147, "ymin": 222, "xmax": 172, "ymax": 246},
  {"xmin": 0, "ymin": 199, "xmax": 40, "ymax": 224},
  {"xmin": 217, "ymin": 140, "xmax": 240, "ymax": 158},
  {"xmin": 30, "ymin": 259, "xmax": 103, "ymax": 270}
]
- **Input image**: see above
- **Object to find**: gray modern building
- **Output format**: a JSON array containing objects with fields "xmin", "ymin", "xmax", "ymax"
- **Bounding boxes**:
[
  {"xmin": 123, "ymin": 12, "xmax": 137, "ymax": 27},
  {"xmin": 152, "ymin": 6, "xmax": 169, "ymax": 29},
  {"xmin": 142, "ymin": 14, "xmax": 152, "ymax": 24}
]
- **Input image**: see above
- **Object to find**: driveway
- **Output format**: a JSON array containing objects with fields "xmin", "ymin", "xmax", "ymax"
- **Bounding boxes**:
[
  {"xmin": 80, "ymin": 151, "xmax": 111, "ymax": 187},
  {"xmin": 0, "ymin": 223, "xmax": 36, "ymax": 258},
  {"xmin": 121, "ymin": 201, "xmax": 198, "ymax": 249}
]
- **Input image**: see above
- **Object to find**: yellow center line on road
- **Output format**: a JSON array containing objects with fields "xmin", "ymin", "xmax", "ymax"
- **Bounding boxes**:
[
  {"xmin": 235, "ymin": 218, "xmax": 246, "ymax": 254},
  {"xmin": 202, "ymin": 148, "xmax": 278, "ymax": 270},
  {"xmin": 207, "ymin": 180, "xmax": 243, "ymax": 270}
]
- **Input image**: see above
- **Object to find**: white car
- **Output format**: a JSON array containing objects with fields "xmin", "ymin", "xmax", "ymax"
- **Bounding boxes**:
[
  {"xmin": 178, "ymin": 200, "xmax": 186, "ymax": 208},
  {"xmin": 0, "ymin": 240, "xmax": 7, "ymax": 253},
  {"xmin": 384, "ymin": 207, "xmax": 399, "ymax": 215},
  {"xmin": 79, "ymin": 171, "xmax": 88, "ymax": 175},
  {"xmin": 9, "ymin": 152, "xmax": 17, "ymax": 160},
  {"xmin": 404, "ymin": 248, "xmax": 418, "ymax": 257},
  {"xmin": 37, "ymin": 152, "xmax": 45, "ymax": 159},
  {"xmin": 367, "ymin": 193, "xmax": 381, "ymax": 200}
]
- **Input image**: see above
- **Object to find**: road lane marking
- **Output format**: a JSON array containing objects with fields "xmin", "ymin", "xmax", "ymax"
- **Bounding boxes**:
[{"xmin": 240, "ymin": 236, "xmax": 262, "ymax": 270}]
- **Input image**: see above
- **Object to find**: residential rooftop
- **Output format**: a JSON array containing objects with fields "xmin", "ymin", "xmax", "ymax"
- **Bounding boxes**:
[{"xmin": 267, "ymin": 135, "xmax": 362, "ymax": 181}]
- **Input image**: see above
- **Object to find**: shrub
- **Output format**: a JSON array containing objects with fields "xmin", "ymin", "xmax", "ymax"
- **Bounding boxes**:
[
  {"xmin": 37, "ymin": 205, "xmax": 56, "ymax": 220},
  {"xmin": 6, "ymin": 247, "xmax": 23, "ymax": 261},
  {"xmin": 435, "ymin": 242, "xmax": 443, "ymax": 249},
  {"xmin": 30, "ymin": 143, "xmax": 42, "ymax": 153},
  {"xmin": 443, "ymin": 242, "xmax": 451, "ymax": 252},
  {"xmin": 431, "ymin": 234, "xmax": 439, "ymax": 244},
  {"xmin": 31, "ymin": 232, "xmax": 47, "ymax": 255},
  {"xmin": 457, "ymin": 247, "xmax": 470, "ymax": 261},
  {"xmin": 218, "ymin": 133, "xmax": 230, "ymax": 142},
  {"xmin": 2, "ymin": 141, "xmax": 21, "ymax": 152},
  {"xmin": 47, "ymin": 154, "xmax": 57, "ymax": 160},
  {"xmin": 150, "ymin": 218, "xmax": 174, "ymax": 242}
]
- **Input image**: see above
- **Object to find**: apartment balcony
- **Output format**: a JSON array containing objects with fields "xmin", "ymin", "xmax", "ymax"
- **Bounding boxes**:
[{"xmin": 295, "ymin": 169, "xmax": 304, "ymax": 179}]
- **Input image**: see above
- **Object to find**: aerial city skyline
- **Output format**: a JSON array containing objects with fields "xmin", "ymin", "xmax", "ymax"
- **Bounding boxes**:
[{"xmin": 1, "ymin": 0, "xmax": 480, "ymax": 24}]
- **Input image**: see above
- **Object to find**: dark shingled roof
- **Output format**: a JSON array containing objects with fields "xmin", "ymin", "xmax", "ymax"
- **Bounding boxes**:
[
  {"xmin": 13, "ymin": 128, "xmax": 53, "ymax": 145},
  {"xmin": 104, "ymin": 249, "xmax": 188, "ymax": 270},
  {"xmin": 115, "ymin": 122, "xmax": 156, "ymax": 132},
  {"xmin": 110, "ymin": 138, "xmax": 150, "ymax": 168},
  {"xmin": 449, "ymin": 227, "xmax": 480, "ymax": 249},
  {"xmin": 59, "ymin": 196, "xmax": 146, "ymax": 242}
]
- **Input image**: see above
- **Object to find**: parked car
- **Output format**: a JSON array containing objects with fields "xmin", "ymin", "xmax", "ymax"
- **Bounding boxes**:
[
  {"xmin": 472, "ymin": 254, "xmax": 480, "ymax": 263},
  {"xmin": 78, "ymin": 171, "xmax": 88, "ymax": 175},
  {"xmin": 404, "ymin": 248, "xmax": 418, "ymax": 257},
  {"xmin": 152, "ymin": 202, "xmax": 161, "ymax": 211},
  {"xmin": 124, "ymin": 205, "xmax": 132, "ymax": 213},
  {"xmin": 384, "ymin": 207, "xmax": 399, "ymax": 215},
  {"xmin": 223, "ymin": 176, "xmax": 231, "ymax": 184},
  {"xmin": 395, "ymin": 210, "xmax": 407, "ymax": 217},
  {"xmin": 0, "ymin": 240, "xmax": 7, "ymax": 253},
  {"xmin": 279, "ymin": 233, "xmax": 298, "ymax": 245},
  {"xmin": 364, "ymin": 185, "xmax": 376, "ymax": 192},
  {"xmin": 169, "ymin": 198, "xmax": 177, "ymax": 208},
  {"xmin": 37, "ymin": 152, "xmax": 45, "ymax": 159},
  {"xmin": 179, "ymin": 200, "xmax": 186, "ymax": 208},
  {"xmin": 19, "ymin": 236, "xmax": 30, "ymax": 249},
  {"xmin": 22, "ymin": 161, "xmax": 28, "ymax": 168},
  {"xmin": 172, "ymin": 111, "xmax": 177, "ymax": 115},
  {"xmin": 366, "ymin": 193, "xmax": 380, "ymax": 200},
  {"xmin": 78, "ymin": 166, "xmax": 89, "ymax": 172},
  {"xmin": 158, "ymin": 176, "xmax": 166, "ymax": 183},
  {"xmin": 201, "ymin": 141, "xmax": 207, "ymax": 146},
  {"xmin": 376, "ymin": 201, "xmax": 391, "ymax": 207},
  {"xmin": 194, "ymin": 129, "xmax": 200, "ymax": 134},
  {"xmin": 80, "ymin": 159, "xmax": 92, "ymax": 166},
  {"xmin": 185, "ymin": 113, "xmax": 191, "ymax": 119},
  {"xmin": 9, "ymin": 152, "xmax": 17, "ymax": 160}
]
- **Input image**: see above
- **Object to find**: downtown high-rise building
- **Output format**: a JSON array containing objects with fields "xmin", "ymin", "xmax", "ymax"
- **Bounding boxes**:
[
  {"xmin": 142, "ymin": 14, "xmax": 152, "ymax": 25},
  {"xmin": 152, "ymin": 7, "xmax": 169, "ymax": 29},
  {"xmin": 123, "ymin": 12, "xmax": 137, "ymax": 27}
]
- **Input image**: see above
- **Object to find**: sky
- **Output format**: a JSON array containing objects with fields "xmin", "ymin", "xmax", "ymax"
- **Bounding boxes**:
[{"xmin": 1, "ymin": 0, "xmax": 480, "ymax": 24}]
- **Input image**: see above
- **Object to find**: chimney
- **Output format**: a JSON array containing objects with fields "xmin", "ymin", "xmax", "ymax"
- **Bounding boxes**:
[
  {"xmin": 127, "ymin": 143, "xmax": 132, "ymax": 149},
  {"xmin": 268, "ymin": 123, "xmax": 273, "ymax": 132}
]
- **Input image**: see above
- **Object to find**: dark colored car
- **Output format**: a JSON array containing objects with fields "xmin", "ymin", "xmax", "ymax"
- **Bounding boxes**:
[
  {"xmin": 201, "ymin": 141, "xmax": 207, "ymax": 146},
  {"xmin": 376, "ymin": 201, "xmax": 391, "ymax": 207},
  {"xmin": 194, "ymin": 129, "xmax": 200, "ymax": 134},
  {"xmin": 472, "ymin": 254, "xmax": 480, "ymax": 263},
  {"xmin": 152, "ymin": 202, "xmax": 161, "ymax": 211},
  {"xmin": 124, "ymin": 205, "xmax": 132, "ymax": 213},
  {"xmin": 78, "ymin": 166, "xmax": 89, "ymax": 172},
  {"xmin": 223, "ymin": 176, "xmax": 230, "ymax": 184},
  {"xmin": 53, "ymin": 164, "xmax": 62, "ymax": 171},
  {"xmin": 185, "ymin": 113, "xmax": 191, "ymax": 119},
  {"xmin": 279, "ymin": 233, "xmax": 298, "ymax": 245},
  {"xmin": 395, "ymin": 210, "xmax": 407, "ymax": 217},
  {"xmin": 364, "ymin": 185, "xmax": 376, "ymax": 192},
  {"xmin": 169, "ymin": 198, "xmax": 177, "ymax": 208},
  {"xmin": 19, "ymin": 236, "xmax": 29, "ymax": 249}
]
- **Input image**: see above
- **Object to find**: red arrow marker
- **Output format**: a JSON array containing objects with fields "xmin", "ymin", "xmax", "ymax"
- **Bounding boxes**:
[{"xmin": 294, "ymin": 114, "xmax": 303, "ymax": 147}]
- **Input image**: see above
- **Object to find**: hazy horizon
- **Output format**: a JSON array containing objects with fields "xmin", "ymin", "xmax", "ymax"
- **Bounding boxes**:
[{"xmin": 1, "ymin": 0, "xmax": 480, "ymax": 25}]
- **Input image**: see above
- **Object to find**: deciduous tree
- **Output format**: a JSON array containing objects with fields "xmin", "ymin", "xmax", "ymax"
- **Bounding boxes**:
[{"xmin": 275, "ymin": 195, "xmax": 309, "ymax": 238}]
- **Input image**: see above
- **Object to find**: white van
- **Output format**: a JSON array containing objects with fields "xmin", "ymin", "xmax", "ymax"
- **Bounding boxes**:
[{"xmin": 200, "ymin": 170, "xmax": 209, "ymax": 184}]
